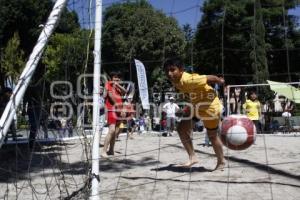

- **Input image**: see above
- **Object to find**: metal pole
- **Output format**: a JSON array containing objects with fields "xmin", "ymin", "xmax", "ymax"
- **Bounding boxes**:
[
  {"xmin": 227, "ymin": 86, "xmax": 230, "ymax": 116},
  {"xmin": 90, "ymin": 0, "xmax": 102, "ymax": 199},
  {"xmin": 228, "ymin": 82, "xmax": 300, "ymax": 88},
  {"xmin": 0, "ymin": 0, "xmax": 68, "ymax": 147}
]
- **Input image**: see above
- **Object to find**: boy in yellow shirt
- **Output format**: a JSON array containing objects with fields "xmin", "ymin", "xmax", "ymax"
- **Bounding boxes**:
[{"xmin": 163, "ymin": 57, "xmax": 225, "ymax": 170}]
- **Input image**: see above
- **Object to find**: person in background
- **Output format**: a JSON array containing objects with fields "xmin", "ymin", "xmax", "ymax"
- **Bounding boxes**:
[
  {"xmin": 281, "ymin": 99, "xmax": 294, "ymax": 132},
  {"xmin": 99, "ymin": 85, "xmax": 106, "ymax": 131},
  {"xmin": 127, "ymin": 115, "xmax": 137, "ymax": 139},
  {"xmin": 23, "ymin": 85, "xmax": 46, "ymax": 148},
  {"xmin": 138, "ymin": 114, "xmax": 146, "ymax": 134},
  {"xmin": 162, "ymin": 96, "xmax": 179, "ymax": 136},
  {"xmin": 243, "ymin": 90, "xmax": 261, "ymax": 133},
  {"xmin": 229, "ymin": 92, "xmax": 237, "ymax": 114},
  {"xmin": 144, "ymin": 113, "xmax": 151, "ymax": 132},
  {"xmin": 117, "ymin": 96, "xmax": 135, "ymax": 139},
  {"xmin": 0, "ymin": 87, "xmax": 17, "ymax": 141}
]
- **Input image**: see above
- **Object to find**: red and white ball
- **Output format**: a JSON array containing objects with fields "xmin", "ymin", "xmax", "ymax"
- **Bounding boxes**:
[{"xmin": 220, "ymin": 115, "xmax": 256, "ymax": 150}]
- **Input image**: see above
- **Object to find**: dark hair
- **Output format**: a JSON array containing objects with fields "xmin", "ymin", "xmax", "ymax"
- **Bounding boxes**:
[
  {"xmin": 109, "ymin": 71, "xmax": 122, "ymax": 78},
  {"xmin": 247, "ymin": 90, "xmax": 256, "ymax": 99},
  {"xmin": 163, "ymin": 57, "xmax": 184, "ymax": 71}
]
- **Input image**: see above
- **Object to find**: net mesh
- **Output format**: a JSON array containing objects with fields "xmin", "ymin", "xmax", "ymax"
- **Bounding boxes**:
[{"xmin": 0, "ymin": 0, "xmax": 300, "ymax": 199}]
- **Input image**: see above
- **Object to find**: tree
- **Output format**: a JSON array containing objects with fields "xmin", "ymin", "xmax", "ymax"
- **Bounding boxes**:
[
  {"xmin": 0, "ymin": 32, "xmax": 25, "ymax": 86},
  {"xmin": 194, "ymin": 0, "xmax": 300, "ymax": 84},
  {"xmin": 0, "ymin": 0, "xmax": 53, "ymax": 54},
  {"xmin": 250, "ymin": 0, "xmax": 269, "ymax": 84},
  {"xmin": 0, "ymin": 0, "xmax": 81, "ymax": 87},
  {"xmin": 101, "ymin": 0, "xmax": 186, "ymax": 84},
  {"xmin": 0, "ymin": 0, "xmax": 80, "ymax": 54},
  {"xmin": 182, "ymin": 24, "xmax": 196, "ymax": 66},
  {"xmin": 43, "ymin": 31, "xmax": 93, "ymax": 87}
]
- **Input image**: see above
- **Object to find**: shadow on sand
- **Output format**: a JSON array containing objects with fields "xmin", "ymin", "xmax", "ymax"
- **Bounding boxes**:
[{"xmin": 151, "ymin": 164, "xmax": 211, "ymax": 173}]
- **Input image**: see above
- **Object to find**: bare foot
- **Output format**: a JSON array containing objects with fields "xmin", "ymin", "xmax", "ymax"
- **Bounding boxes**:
[
  {"xmin": 101, "ymin": 153, "xmax": 109, "ymax": 158},
  {"xmin": 176, "ymin": 157, "xmax": 199, "ymax": 168},
  {"xmin": 214, "ymin": 162, "xmax": 225, "ymax": 171}
]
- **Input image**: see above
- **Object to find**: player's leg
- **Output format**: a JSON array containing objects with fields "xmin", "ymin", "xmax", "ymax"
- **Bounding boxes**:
[
  {"xmin": 176, "ymin": 119, "xmax": 198, "ymax": 167},
  {"xmin": 101, "ymin": 112, "xmax": 117, "ymax": 158},
  {"xmin": 206, "ymin": 127, "xmax": 225, "ymax": 170},
  {"xmin": 199, "ymin": 105, "xmax": 225, "ymax": 170},
  {"xmin": 170, "ymin": 117, "xmax": 176, "ymax": 136},
  {"xmin": 166, "ymin": 117, "xmax": 171, "ymax": 136},
  {"xmin": 168, "ymin": 118, "xmax": 174, "ymax": 136},
  {"xmin": 108, "ymin": 122, "xmax": 120, "ymax": 155},
  {"xmin": 128, "ymin": 120, "xmax": 135, "ymax": 139}
]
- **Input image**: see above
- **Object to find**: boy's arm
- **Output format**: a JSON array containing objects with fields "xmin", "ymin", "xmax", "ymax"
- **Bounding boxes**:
[
  {"xmin": 162, "ymin": 104, "xmax": 168, "ymax": 112},
  {"xmin": 242, "ymin": 102, "xmax": 247, "ymax": 114},
  {"xmin": 107, "ymin": 91, "xmax": 120, "ymax": 106},
  {"xmin": 114, "ymin": 82, "xmax": 127, "ymax": 95},
  {"xmin": 258, "ymin": 102, "xmax": 262, "ymax": 117},
  {"xmin": 106, "ymin": 83, "xmax": 119, "ymax": 106},
  {"xmin": 175, "ymin": 104, "xmax": 180, "ymax": 112},
  {"xmin": 206, "ymin": 75, "xmax": 225, "ymax": 85}
]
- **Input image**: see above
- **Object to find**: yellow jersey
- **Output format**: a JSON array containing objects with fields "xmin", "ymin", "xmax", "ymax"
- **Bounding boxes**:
[
  {"xmin": 243, "ymin": 99, "xmax": 261, "ymax": 120},
  {"xmin": 172, "ymin": 72, "xmax": 221, "ymax": 111}
]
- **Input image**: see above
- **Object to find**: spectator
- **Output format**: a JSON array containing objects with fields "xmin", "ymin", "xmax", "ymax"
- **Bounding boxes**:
[
  {"xmin": 282, "ymin": 100, "xmax": 294, "ymax": 131},
  {"xmin": 229, "ymin": 92, "xmax": 237, "ymax": 114},
  {"xmin": 162, "ymin": 96, "xmax": 179, "ymax": 136},
  {"xmin": 138, "ymin": 114, "xmax": 146, "ymax": 134},
  {"xmin": 23, "ymin": 85, "xmax": 49, "ymax": 148},
  {"xmin": 99, "ymin": 85, "xmax": 106, "ymax": 129},
  {"xmin": 243, "ymin": 90, "xmax": 261, "ymax": 133},
  {"xmin": 117, "ymin": 96, "xmax": 135, "ymax": 139},
  {"xmin": 0, "ymin": 87, "xmax": 16, "ymax": 141},
  {"xmin": 144, "ymin": 113, "xmax": 151, "ymax": 131}
]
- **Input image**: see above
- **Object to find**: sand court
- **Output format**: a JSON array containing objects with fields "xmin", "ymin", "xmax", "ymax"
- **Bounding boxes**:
[{"xmin": 0, "ymin": 132, "xmax": 299, "ymax": 199}]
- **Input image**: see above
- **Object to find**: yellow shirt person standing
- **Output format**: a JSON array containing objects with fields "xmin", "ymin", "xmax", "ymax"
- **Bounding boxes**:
[
  {"xmin": 243, "ymin": 99, "xmax": 261, "ymax": 120},
  {"xmin": 243, "ymin": 91, "xmax": 261, "ymax": 131}
]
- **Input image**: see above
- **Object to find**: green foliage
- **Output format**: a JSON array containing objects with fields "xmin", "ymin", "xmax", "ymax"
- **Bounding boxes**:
[
  {"xmin": 194, "ymin": 0, "xmax": 300, "ymax": 84},
  {"xmin": 0, "ymin": 0, "xmax": 81, "ymax": 87},
  {"xmin": 0, "ymin": 0, "xmax": 80, "ymax": 50},
  {"xmin": 102, "ymin": 1, "xmax": 186, "ymax": 83},
  {"xmin": 182, "ymin": 24, "xmax": 195, "ymax": 66},
  {"xmin": 0, "ymin": 0, "xmax": 53, "ymax": 53},
  {"xmin": 56, "ymin": 9, "xmax": 80, "ymax": 33},
  {"xmin": 0, "ymin": 32, "xmax": 25, "ymax": 84},
  {"xmin": 250, "ymin": 0, "xmax": 269, "ymax": 84},
  {"xmin": 43, "ymin": 31, "xmax": 93, "ymax": 86}
]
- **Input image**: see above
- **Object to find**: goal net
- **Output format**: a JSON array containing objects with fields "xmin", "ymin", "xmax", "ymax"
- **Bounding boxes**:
[
  {"xmin": 0, "ymin": 0, "xmax": 300, "ymax": 199},
  {"xmin": 0, "ymin": 0, "xmax": 96, "ymax": 199}
]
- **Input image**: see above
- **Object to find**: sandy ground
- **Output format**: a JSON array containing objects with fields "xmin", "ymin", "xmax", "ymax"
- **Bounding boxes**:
[{"xmin": 0, "ymin": 131, "xmax": 299, "ymax": 200}]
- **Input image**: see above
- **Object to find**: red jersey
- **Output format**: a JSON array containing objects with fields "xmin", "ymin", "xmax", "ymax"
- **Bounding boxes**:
[
  {"xmin": 105, "ymin": 81, "xmax": 123, "ymax": 111},
  {"xmin": 123, "ymin": 102, "xmax": 135, "ymax": 114}
]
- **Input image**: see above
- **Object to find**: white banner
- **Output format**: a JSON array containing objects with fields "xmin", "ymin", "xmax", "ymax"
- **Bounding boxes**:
[{"xmin": 134, "ymin": 59, "xmax": 150, "ymax": 109}]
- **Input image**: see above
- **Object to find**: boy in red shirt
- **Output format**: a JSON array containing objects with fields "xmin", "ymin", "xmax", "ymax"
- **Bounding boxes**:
[{"xmin": 101, "ymin": 71, "xmax": 126, "ymax": 158}]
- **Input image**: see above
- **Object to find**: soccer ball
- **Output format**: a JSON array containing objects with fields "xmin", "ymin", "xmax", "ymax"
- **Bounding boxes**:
[{"xmin": 220, "ymin": 115, "xmax": 256, "ymax": 150}]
